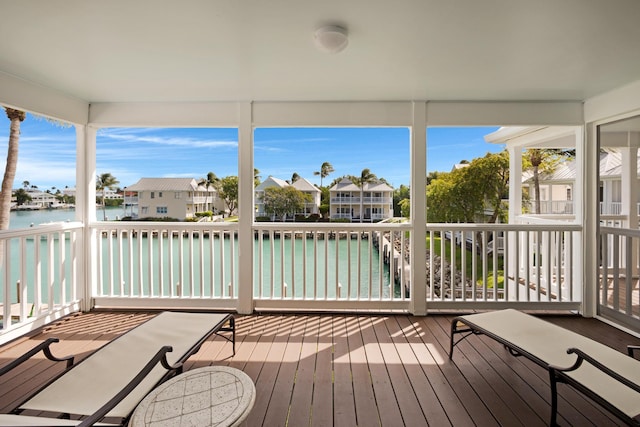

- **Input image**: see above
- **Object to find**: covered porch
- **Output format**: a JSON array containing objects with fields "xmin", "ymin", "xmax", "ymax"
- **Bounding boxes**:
[
  {"xmin": 2, "ymin": 310, "xmax": 639, "ymax": 426},
  {"xmin": 2, "ymin": 0, "xmax": 640, "ymax": 423}
]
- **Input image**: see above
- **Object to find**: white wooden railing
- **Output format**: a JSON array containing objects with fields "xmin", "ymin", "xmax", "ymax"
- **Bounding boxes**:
[
  {"xmin": 532, "ymin": 200, "xmax": 574, "ymax": 214},
  {"xmin": 0, "ymin": 222, "xmax": 82, "ymax": 343},
  {"xmin": 426, "ymin": 223, "xmax": 581, "ymax": 310},
  {"xmin": 91, "ymin": 221, "xmax": 240, "ymax": 311},
  {"xmin": 253, "ymin": 223, "xmax": 411, "ymax": 311},
  {"xmin": 1, "ymin": 219, "xmax": 587, "ymax": 343},
  {"xmin": 598, "ymin": 226, "xmax": 640, "ymax": 331}
]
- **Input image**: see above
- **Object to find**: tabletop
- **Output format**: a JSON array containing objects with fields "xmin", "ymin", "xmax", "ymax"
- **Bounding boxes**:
[{"xmin": 130, "ymin": 366, "xmax": 256, "ymax": 427}]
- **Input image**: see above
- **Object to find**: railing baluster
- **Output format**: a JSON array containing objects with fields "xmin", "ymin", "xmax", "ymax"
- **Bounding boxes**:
[
  {"xmin": 335, "ymin": 230, "xmax": 339, "ymax": 299},
  {"xmin": 302, "ymin": 229, "xmax": 307, "ymax": 299},
  {"xmin": 168, "ymin": 229, "xmax": 174, "ymax": 297},
  {"xmin": 117, "ymin": 230, "xmax": 124, "ymax": 295},
  {"xmin": 313, "ymin": 231, "xmax": 318, "ymax": 300},
  {"xmin": 19, "ymin": 237, "xmax": 27, "ymax": 320},
  {"xmin": 188, "ymin": 230, "xmax": 194, "ymax": 297},
  {"xmin": 270, "ymin": 229, "xmax": 275, "ymax": 299},
  {"xmin": 45, "ymin": 235, "xmax": 54, "ymax": 307},
  {"xmin": 34, "ymin": 232, "xmax": 42, "ymax": 313},
  {"xmin": 219, "ymin": 229, "xmax": 225, "ymax": 297},
  {"xmin": 158, "ymin": 229, "xmax": 165, "ymax": 296},
  {"xmin": 373, "ymin": 230, "xmax": 379, "ymax": 300},
  {"xmin": 229, "ymin": 230, "xmax": 235, "ymax": 298},
  {"xmin": 58, "ymin": 230, "xmax": 66, "ymax": 305},
  {"xmin": 290, "ymin": 231, "xmax": 295, "ymax": 298},
  {"xmin": 177, "ymin": 230, "xmax": 184, "ymax": 297}
]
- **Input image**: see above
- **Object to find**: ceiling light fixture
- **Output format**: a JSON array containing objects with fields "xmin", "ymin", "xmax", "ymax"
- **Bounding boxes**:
[{"xmin": 314, "ymin": 25, "xmax": 349, "ymax": 54}]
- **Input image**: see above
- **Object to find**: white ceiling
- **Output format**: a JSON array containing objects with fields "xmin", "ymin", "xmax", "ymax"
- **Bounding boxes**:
[{"xmin": 1, "ymin": 0, "xmax": 640, "ymax": 104}]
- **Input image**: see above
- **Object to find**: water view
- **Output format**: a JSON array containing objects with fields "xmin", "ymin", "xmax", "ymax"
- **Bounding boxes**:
[{"xmin": 2, "ymin": 208, "xmax": 396, "ymax": 304}]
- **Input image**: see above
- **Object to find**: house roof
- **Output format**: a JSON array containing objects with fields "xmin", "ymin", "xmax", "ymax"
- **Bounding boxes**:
[
  {"xmin": 364, "ymin": 181, "xmax": 393, "ymax": 192},
  {"xmin": 292, "ymin": 178, "xmax": 320, "ymax": 193},
  {"xmin": 330, "ymin": 178, "xmax": 360, "ymax": 192},
  {"xmin": 528, "ymin": 149, "xmax": 640, "ymax": 184},
  {"xmin": 329, "ymin": 178, "xmax": 393, "ymax": 192},
  {"xmin": 255, "ymin": 176, "xmax": 289, "ymax": 191},
  {"xmin": 125, "ymin": 178, "xmax": 207, "ymax": 192},
  {"xmin": 2, "ymin": 1, "xmax": 640, "ymax": 105}
]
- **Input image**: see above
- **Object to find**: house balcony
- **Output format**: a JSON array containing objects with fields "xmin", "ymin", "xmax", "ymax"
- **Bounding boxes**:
[
  {"xmin": 188, "ymin": 196, "xmax": 209, "ymax": 204},
  {"xmin": 528, "ymin": 200, "xmax": 574, "ymax": 215},
  {"xmin": 330, "ymin": 197, "xmax": 360, "ymax": 203},
  {"xmin": 600, "ymin": 201, "xmax": 640, "ymax": 216},
  {"xmin": 1, "ymin": 310, "xmax": 638, "ymax": 426},
  {"xmin": 531, "ymin": 200, "xmax": 640, "ymax": 217},
  {"xmin": 330, "ymin": 196, "xmax": 392, "ymax": 204},
  {"xmin": 362, "ymin": 196, "xmax": 392, "ymax": 204}
]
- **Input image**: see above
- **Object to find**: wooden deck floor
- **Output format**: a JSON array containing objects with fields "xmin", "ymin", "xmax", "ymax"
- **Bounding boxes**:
[{"xmin": 1, "ymin": 311, "xmax": 639, "ymax": 426}]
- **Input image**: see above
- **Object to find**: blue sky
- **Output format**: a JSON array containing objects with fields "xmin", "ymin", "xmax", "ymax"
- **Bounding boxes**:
[{"xmin": 0, "ymin": 113, "xmax": 503, "ymax": 190}]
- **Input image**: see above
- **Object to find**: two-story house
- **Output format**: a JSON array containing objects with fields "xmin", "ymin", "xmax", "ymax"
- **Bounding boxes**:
[
  {"xmin": 329, "ymin": 178, "xmax": 393, "ymax": 222},
  {"xmin": 254, "ymin": 176, "xmax": 321, "ymax": 219},
  {"xmin": 124, "ymin": 178, "xmax": 218, "ymax": 220}
]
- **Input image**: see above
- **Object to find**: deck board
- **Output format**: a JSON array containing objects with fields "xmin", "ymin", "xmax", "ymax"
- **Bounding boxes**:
[
  {"xmin": 331, "ymin": 315, "xmax": 357, "ymax": 427},
  {"xmin": 1, "ymin": 310, "xmax": 639, "ymax": 426}
]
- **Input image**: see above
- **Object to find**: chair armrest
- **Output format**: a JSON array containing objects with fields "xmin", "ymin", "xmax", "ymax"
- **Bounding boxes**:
[
  {"xmin": 627, "ymin": 345, "xmax": 640, "ymax": 358},
  {"xmin": 549, "ymin": 347, "xmax": 640, "ymax": 394},
  {"xmin": 0, "ymin": 338, "xmax": 74, "ymax": 376},
  {"xmin": 77, "ymin": 345, "xmax": 182, "ymax": 427}
]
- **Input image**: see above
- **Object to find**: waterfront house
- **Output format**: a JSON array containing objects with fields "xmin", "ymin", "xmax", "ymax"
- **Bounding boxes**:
[
  {"xmin": 329, "ymin": 178, "xmax": 393, "ymax": 222},
  {"xmin": 124, "ymin": 178, "xmax": 219, "ymax": 220},
  {"xmin": 255, "ymin": 176, "xmax": 321, "ymax": 219},
  {"xmin": 2, "ymin": 2, "xmax": 640, "ymax": 423},
  {"xmin": 254, "ymin": 176, "xmax": 289, "ymax": 219},
  {"xmin": 292, "ymin": 177, "xmax": 322, "ymax": 216},
  {"xmin": 21, "ymin": 189, "xmax": 58, "ymax": 209}
]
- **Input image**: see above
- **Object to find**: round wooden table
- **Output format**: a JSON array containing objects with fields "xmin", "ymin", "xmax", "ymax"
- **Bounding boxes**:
[{"xmin": 130, "ymin": 366, "xmax": 255, "ymax": 427}]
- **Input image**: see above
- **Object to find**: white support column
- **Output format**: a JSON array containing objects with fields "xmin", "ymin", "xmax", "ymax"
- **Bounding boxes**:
[
  {"xmin": 582, "ymin": 124, "xmax": 597, "ymax": 317},
  {"xmin": 507, "ymin": 146, "xmax": 523, "ymax": 300},
  {"xmin": 410, "ymin": 102, "xmax": 427, "ymax": 315},
  {"xmin": 508, "ymin": 147, "xmax": 523, "ymax": 221},
  {"xmin": 621, "ymin": 144, "xmax": 639, "ymax": 228},
  {"xmin": 77, "ymin": 125, "xmax": 98, "ymax": 312},
  {"xmin": 237, "ymin": 102, "xmax": 254, "ymax": 314}
]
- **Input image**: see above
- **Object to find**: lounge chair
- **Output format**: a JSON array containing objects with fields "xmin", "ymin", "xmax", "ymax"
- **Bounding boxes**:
[
  {"xmin": 0, "ymin": 311, "xmax": 235, "ymax": 426},
  {"xmin": 449, "ymin": 309, "xmax": 640, "ymax": 426}
]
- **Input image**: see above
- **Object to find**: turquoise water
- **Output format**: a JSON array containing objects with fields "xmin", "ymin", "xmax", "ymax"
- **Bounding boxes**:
[
  {"xmin": 99, "ymin": 234, "xmax": 394, "ymax": 299},
  {"xmin": 8, "ymin": 206, "xmax": 123, "ymax": 229},
  {"xmin": 2, "ymin": 209, "xmax": 395, "ymax": 304}
]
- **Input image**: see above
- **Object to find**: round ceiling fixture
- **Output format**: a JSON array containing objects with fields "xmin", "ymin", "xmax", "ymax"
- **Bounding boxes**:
[{"xmin": 314, "ymin": 25, "xmax": 349, "ymax": 54}]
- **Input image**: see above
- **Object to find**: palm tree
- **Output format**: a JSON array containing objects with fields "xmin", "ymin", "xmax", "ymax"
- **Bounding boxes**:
[
  {"xmin": 357, "ymin": 168, "xmax": 377, "ymax": 223},
  {"xmin": 22, "ymin": 180, "xmax": 30, "ymax": 189},
  {"xmin": 198, "ymin": 171, "xmax": 219, "ymax": 213},
  {"xmin": 524, "ymin": 148, "xmax": 574, "ymax": 214},
  {"xmin": 96, "ymin": 172, "xmax": 120, "ymax": 220},
  {"xmin": 313, "ymin": 162, "xmax": 335, "ymax": 188},
  {"xmin": 254, "ymin": 168, "xmax": 261, "ymax": 187},
  {"xmin": 0, "ymin": 108, "xmax": 26, "ymax": 231},
  {"xmin": 290, "ymin": 172, "xmax": 300, "ymax": 183}
]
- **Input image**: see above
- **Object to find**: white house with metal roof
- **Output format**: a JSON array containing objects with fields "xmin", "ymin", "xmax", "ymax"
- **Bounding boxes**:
[
  {"xmin": 291, "ymin": 177, "xmax": 322, "ymax": 215},
  {"xmin": 516, "ymin": 149, "xmax": 640, "ymax": 217},
  {"xmin": 329, "ymin": 178, "xmax": 393, "ymax": 222},
  {"xmin": 254, "ymin": 176, "xmax": 321, "ymax": 219},
  {"xmin": 124, "ymin": 178, "xmax": 219, "ymax": 220}
]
